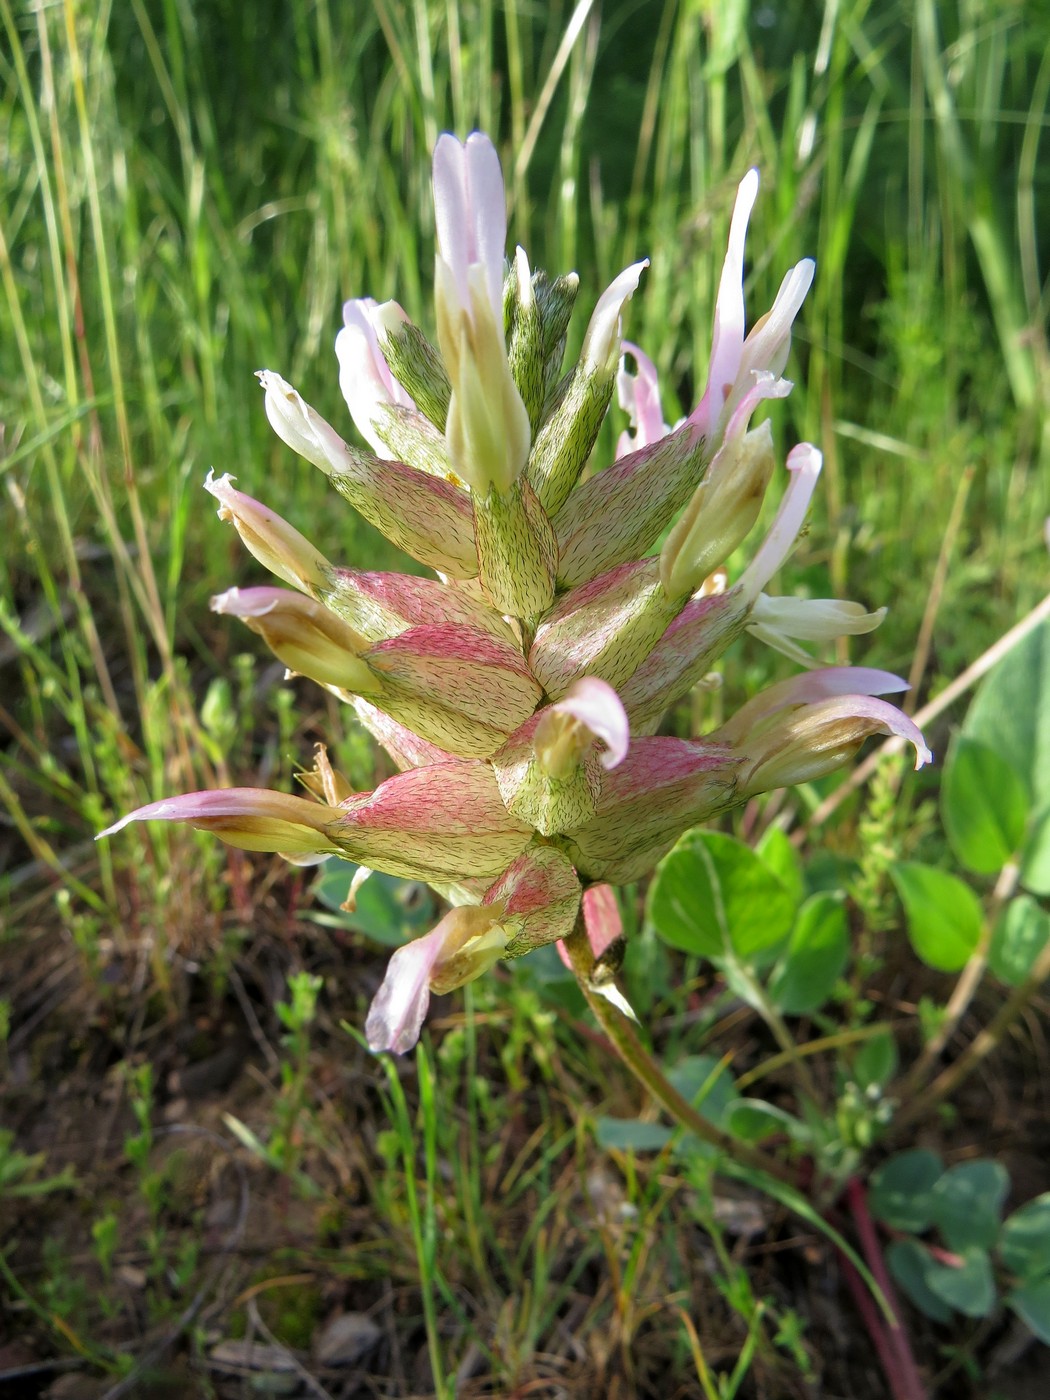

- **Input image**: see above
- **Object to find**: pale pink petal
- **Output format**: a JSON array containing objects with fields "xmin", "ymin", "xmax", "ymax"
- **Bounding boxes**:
[
  {"xmin": 736, "ymin": 259, "xmax": 815, "ymax": 387},
  {"xmin": 335, "ymin": 299, "xmax": 414, "ymax": 458},
  {"xmin": 714, "ymin": 371, "xmax": 792, "ymax": 453},
  {"xmin": 555, "ymin": 881, "xmax": 623, "ymax": 971},
  {"xmin": 714, "ymin": 667, "xmax": 910, "ymax": 743},
  {"xmin": 432, "ymin": 132, "xmax": 507, "ymax": 320},
  {"xmin": 738, "ymin": 443, "xmax": 823, "ymax": 601},
  {"xmin": 616, "ymin": 342, "xmax": 668, "ymax": 458},
  {"xmin": 690, "ymin": 169, "xmax": 759, "ymax": 436},
  {"xmin": 97, "ymin": 788, "xmax": 343, "ymax": 858},
  {"xmin": 580, "ymin": 262, "xmax": 649, "ymax": 376},
  {"xmin": 365, "ymin": 922, "xmax": 448, "ymax": 1054},
  {"xmin": 464, "ymin": 133, "xmax": 508, "ymax": 317},
  {"xmin": 817, "ymin": 696, "xmax": 933, "ymax": 769},
  {"xmin": 749, "ymin": 596, "xmax": 886, "ymax": 641},
  {"xmin": 552, "ymin": 678, "xmax": 630, "ymax": 770}
]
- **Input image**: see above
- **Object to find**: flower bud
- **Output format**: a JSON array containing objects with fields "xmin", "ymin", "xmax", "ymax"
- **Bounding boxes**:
[
  {"xmin": 554, "ymin": 420, "xmax": 709, "ymax": 587},
  {"xmin": 204, "ymin": 472, "xmax": 332, "ymax": 594},
  {"xmin": 738, "ymin": 695, "xmax": 931, "ymax": 793},
  {"xmin": 659, "ymin": 419, "xmax": 776, "ymax": 599},
  {"xmin": 529, "ymin": 558, "xmax": 680, "ymax": 698},
  {"xmin": 492, "ymin": 679, "xmax": 629, "ymax": 835},
  {"xmin": 98, "ymin": 788, "xmax": 346, "ymax": 859},
  {"xmin": 366, "ymin": 903, "xmax": 510, "ymax": 1054},
  {"xmin": 211, "ymin": 586, "xmax": 380, "ymax": 695},
  {"xmin": 433, "ymin": 134, "xmax": 532, "ymax": 497},
  {"xmin": 258, "ymin": 370, "xmax": 349, "ymax": 473},
  {"xmin": 506, "ymin": 246, "xmax": 545, "ymax": 434},
  {"xmin": 526, "ymin": 261, "xmax": 648, "ymax": 517},
  {"xmin": 472, "ymin": 473, "xmax": 557, "ymax": 618},
  {"xmin": 257, "ymin": 374, "xmax": 479, "ymax": 579},
  {"xmin": 335, "ymin": 298, "xmax": 418, "ymax": 457}
]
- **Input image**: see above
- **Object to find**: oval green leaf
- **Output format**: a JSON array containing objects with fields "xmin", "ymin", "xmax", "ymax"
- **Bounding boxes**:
[
  {"xmin": 999, "ymin": 1193, "xmax": 1050, "ymax": 1281},
  {"xmin": 853, "ymin": 1028, "xmax": 899, "ymax": 1090},
  {"xmin": 890, "ymin": 863, "xmax": 983, "ymax": 972},
  {"xmin": 595, "ymin": 1117, "xmax": 674, "ymax": 1153},
  {"xmin": 931, "ymin": 1159, "xmax": 1009, "ymax": 1252},
  {"xmin": 963, "ymin": 616, "xmax": 1050, "ymax": 810},
  {"xmin": 869, "ymin": 1149, "xmax": 945, "ymax": 1233},
  {"xmin": 756, "ymin": 825, "xmax": 805, "ymax": 906},
  {"xmin": 1020, "ymin": 806, "xmax": 1050, "ymax": 896},
  {"xmin": 924, "ymin": 1246, "xmax": 996, "ymax": 1318},
  {"xmin": 989, "ymin": 895, "xmax": 1050, "ymax": 987},
  {"xmin": 646, "ymin": 830, "xmax": 797, "ymax": 963},
  {"xmin": 767, "ymin": 893, "xmax": 849, "ymax": 1016},
  {"xmin": 726, "ymin": 1099, "xmax": 809, "ymax": 1145},
  {"xmin": 1007, "ymin": 1276, "xmax": 1050, "ymax": 1344},
  {"xmin": 886, "ymin": 1239, "xmax": 953, "ymax": 1324},
  {"xmin": 941, "ymin": 734, "xmax": 1029, "ymax": 875},
  {"xmin": 667, "ymin": 1054, "xmax": 737, "ymax": 1128}
]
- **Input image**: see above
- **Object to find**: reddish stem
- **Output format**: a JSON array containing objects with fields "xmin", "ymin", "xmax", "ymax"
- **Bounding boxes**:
[{"xmin": 843, "ymin": 1176, "xmax": 927, "ymax": 1400}]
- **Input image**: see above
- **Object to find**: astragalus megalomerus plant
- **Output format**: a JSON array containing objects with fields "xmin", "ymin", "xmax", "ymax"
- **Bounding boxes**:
[{"xmin": 101, "ymin": 134, "xmax": 929, "ymax": 1054}]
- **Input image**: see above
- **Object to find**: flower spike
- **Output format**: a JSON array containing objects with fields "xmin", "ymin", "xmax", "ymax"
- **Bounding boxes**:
[{"xmin": 108, "ymin": 130, "xmax": 929, "ymax": 1056}]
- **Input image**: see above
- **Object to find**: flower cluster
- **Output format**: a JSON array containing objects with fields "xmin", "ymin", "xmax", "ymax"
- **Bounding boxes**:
[{"xmin": 101, "ymin": 134, "xmax": 930, "ymax": 1053}]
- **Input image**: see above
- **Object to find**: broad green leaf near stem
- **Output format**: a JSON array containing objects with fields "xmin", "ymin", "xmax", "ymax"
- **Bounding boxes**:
[
  {"xmin": 312, "ymin": 863, "xmax": 438, "ymax": 946},
  {"xmin": 852, "ymin": 1029, "xmax": 898, "ymax": 1091},
  {"xmin": 963, "ymin": 617, "xmax": 1050, "ymax": 811},
  {"xmin": 767, "ymin": 893, "xmax": 848, "ymax": 1016},
  {"xmin": 941, "ymin": 734, "xmax": 1029, "ymax": 875},
  {"xmin": 923, "ymin": 1246, "xmax": 996, "ymax": 1318},
  {"xmin": 1008, "ymin": 1276, "xmax": 1050, "ymax": 1344},
  {"xmin": 755, "ymin": 824, "xmax": 805, "ymax": 907},
  {"xmin": 1020, "ymin": 806, "xmax": 1050, "ymax": 896},
  {"xmin": 890, "ymin": 862, "xmax": 984, "ymax": 973},
  {"xmin": 646, "ymin": 830, "xmax": 797, "ymax": 963},
  {"xmin": 999, "ymin": 1193, "xmax": 1050, "ymax": 1281},
  {"xmin": 989, "ymin": 895, "xmax": 1050, "ymax": 986},
  {"xmin": 869, "ymin": 1149, "xmax": 945, "ymax": 1233},
  {"xmin": 886, "ymin": 1238, "xmax": 954, "ymax": 1324},
  {"xmin": 930, "ymin": 1159, "xmax": 1010, "ymax": 1252}
]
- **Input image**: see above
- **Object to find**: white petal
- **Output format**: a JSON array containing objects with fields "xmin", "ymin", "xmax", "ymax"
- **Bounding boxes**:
[
  {"xmin": 553, "ymin": 678, "xmax": 631, "ymax": 770},
  {"xmin": 580, "ymin": 261, "xmax": 649, "ymax": 377}
]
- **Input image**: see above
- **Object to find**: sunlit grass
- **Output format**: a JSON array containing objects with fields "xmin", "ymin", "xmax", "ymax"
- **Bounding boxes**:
[{"xmin": 1, "ymin": 0, "xmax": 1049, "ymax": 1389}]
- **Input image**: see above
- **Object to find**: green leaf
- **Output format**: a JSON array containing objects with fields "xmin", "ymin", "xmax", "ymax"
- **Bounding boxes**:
[
  {"xmin": 853, "ymin": 1029, "xmax": 898, "ymax": 1090},
  {"xmin": 941, "ymin": 735, "xmax": 1029, "ymax": 874},
  {"xmin": 891, "ymin": 863, "xmax": 983, "ymax": 972},
  {"xmin": 756, "ymin": 825, "xmax": 805, "ymax": 906},
  {"xmin": 869, "ymin": 1150, "xmax": 945, "ymax": 1233},
  {"xmin": 886, "ymin": 1239, "xmax": 953, "ymax": 1323},
  {"xmin": 312, "ymin": 864, "xmax": 436, "ymax": 947},
  {"xmin": 999, "ymin": 1194, "xmax": 1050, "ymax": 1281},
  {"xmin": 667, "ymin": 1055, "xmax": 737, "ymax": 1128},
  {"xmin": 594, "ymin": 1118, "xmax": 674, "ymax": 1152},
  {"xmin": 931, "ymin": 1159, "xmax": 1009, "ymax": 1251},
  {"xmin": 1020, "ymin": 806, "xmax": 1050, "ymax": 896},
  {"xmin": 1007, "ymin": 1276, "xmax": 1050, "ymax": 1344},
  {"xmin": 963, "ymin": 617, "xmax": 1050, "ymax": 810},
  {"xmin": 646, "ymin": 831, "xmax": 797, "ymax": 963},
  {"xmin": 726, "ymin": 1099, "xmax": 809, "ymax": 1145},
  {"xmin": 924, "ymin": 1246, "xmax": 996, "ymax": 1318},
  {"xmin": 767, "ymin": 893, "xmax": 849, "ymax": 1015},
  {"xmin": 989, "ymin": 895, "xmax": 1050, "ymax": 986}
]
